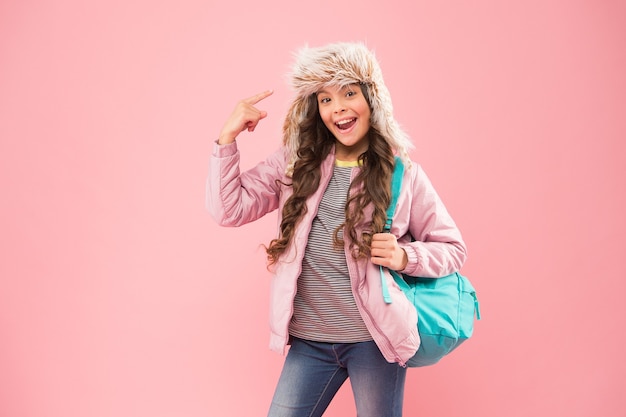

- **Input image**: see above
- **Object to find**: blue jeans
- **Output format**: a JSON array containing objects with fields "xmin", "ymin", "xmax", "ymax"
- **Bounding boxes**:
[{"xmin": 267, "ymin": 337, "xmax": 407, "ymax": 417}]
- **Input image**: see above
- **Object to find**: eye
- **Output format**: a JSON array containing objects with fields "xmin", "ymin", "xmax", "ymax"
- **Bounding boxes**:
[
  {"xmin": 319, "ymin": 97, "xmax": 330, "ymax": 104},
  {"xmin": 346, "ymin": 90, "xmax": 357, "ymax": 97}
]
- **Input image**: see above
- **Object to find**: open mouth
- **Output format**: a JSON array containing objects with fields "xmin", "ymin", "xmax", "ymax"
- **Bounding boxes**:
[{"xmin": 335, "ymin": 118, "xmax": 357, "ymax": 130}]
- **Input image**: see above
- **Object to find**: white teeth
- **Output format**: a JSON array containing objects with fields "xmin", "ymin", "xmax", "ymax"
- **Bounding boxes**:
[{"xmin": 336, "ymin": 118, "xmax": 355, "ymax": 125}]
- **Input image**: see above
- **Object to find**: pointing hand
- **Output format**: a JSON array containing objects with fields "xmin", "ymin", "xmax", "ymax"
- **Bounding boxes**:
[{"xmin": 218, "ymin": 90, "xmax": 274, "ymax": 144}]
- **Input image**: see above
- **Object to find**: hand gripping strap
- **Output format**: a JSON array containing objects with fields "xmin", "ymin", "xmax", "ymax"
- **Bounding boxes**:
[{"xmin": 380, "ymin": 157, "xmax": 405, "ymax": 304}]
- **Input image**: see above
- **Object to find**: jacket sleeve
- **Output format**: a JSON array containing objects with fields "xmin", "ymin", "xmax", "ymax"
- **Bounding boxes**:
[
  {"xmin": 205, "ymin": 141, "xmax": 286, "ymax": 227},
  {"xmin": 398, "ymin": 163, "xmax": 467, "ymax": 278}
]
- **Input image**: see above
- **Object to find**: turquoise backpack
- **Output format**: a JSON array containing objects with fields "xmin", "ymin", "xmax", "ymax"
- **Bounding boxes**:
[{"xmin": 380, "ymin": 157, "xmax": 481, "ymax": 367}]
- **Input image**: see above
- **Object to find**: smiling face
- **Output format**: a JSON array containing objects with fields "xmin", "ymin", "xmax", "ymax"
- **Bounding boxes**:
[{"xmin": 317, "ymin": 84, "xmax": 372, "ymax": 161}]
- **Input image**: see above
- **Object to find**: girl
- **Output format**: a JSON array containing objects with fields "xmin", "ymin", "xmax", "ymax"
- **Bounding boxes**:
[{"xmin": 206, "ymin": 42, "xmax": 467, "ymax": 417}]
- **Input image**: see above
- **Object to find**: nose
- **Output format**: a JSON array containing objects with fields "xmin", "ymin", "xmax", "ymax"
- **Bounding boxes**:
[{"xmin": 333, "ymin": 100, "xmax": 346, "ymax": 113}]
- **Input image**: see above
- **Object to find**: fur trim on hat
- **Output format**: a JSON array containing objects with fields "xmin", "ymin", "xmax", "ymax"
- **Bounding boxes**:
[{"xmin": 283, "ymin": 42, "xmax": 413, "ymax": 176}]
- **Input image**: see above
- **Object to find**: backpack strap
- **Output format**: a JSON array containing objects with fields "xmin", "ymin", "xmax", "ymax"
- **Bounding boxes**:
[{"xmin": 380, "ymin": 156, "xmax": 405, "ymax": 303}]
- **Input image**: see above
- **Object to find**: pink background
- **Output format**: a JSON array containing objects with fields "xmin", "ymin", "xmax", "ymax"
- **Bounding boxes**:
[{"xmin": 1, "ymin": 1, "xmax": 625, "ymax": 416}]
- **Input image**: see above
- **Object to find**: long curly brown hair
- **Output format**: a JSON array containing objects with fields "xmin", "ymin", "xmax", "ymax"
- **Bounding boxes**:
[{"xmin": 266, "ymin": 84, "xmax": 396, "ymax": 265}]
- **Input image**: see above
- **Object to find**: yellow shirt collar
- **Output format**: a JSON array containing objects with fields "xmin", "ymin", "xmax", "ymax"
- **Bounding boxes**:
[{"xmin": 335, "ymin": 159, "xmax": 361, "ymax": 167}]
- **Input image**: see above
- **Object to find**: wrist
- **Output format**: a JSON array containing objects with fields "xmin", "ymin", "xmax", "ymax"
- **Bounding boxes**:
[
  {"xmin": 399, "ymin": 249, "xmax": 408, "ymax": 271},
  {"xmin": 217, "ymin": 134, "xmax": 236, "ymax": 145}
]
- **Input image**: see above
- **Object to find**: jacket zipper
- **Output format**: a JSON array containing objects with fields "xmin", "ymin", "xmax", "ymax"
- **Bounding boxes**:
[
  {"xmin": 346, "ymin": 255, "xmax": 406, "ymax": 367},
  {"xmin": 344, "ymin": 167, "xmax": 406, "ymax": 366}
]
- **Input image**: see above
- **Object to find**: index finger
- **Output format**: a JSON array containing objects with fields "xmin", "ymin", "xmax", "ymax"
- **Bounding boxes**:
[{"xmin": 244, "ymin": 89, "xmax": 274, "ymax": 105}]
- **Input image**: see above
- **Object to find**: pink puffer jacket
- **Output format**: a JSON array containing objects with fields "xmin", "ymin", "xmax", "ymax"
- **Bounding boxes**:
[{"xmin": 206, "ymin": 141, "xmax": 467, "ymax": 365}]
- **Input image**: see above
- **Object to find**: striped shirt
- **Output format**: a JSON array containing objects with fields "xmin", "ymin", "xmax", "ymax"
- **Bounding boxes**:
[{"xmin": 289, "ymin": 161, "xmax": 372, "ymax": 343}]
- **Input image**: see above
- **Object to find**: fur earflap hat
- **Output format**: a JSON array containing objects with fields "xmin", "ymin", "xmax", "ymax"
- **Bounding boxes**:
[{"xmin": 283, "ymin": 42, "xmax": 413, "ymax": 176}]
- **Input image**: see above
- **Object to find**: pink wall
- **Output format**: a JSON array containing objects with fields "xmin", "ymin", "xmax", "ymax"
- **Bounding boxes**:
[{"xmin": 1, "ymin": 1, "xmax": 624, "ymax": 416}]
